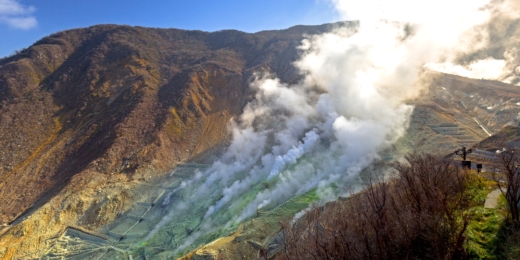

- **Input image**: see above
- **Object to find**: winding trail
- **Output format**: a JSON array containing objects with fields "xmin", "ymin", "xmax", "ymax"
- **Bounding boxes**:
[{"xmin": 484, "ymin": 189, "xmax": 503, "ymax": 208}]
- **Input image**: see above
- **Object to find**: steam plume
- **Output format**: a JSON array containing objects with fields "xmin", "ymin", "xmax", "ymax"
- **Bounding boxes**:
[{"xmin": 151, "ymin": 0, "xmax": 520, "ymax": 253}]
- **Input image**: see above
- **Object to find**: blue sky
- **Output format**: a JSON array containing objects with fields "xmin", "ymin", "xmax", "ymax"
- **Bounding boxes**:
[{"xmin": 0, "ymin": 0, "xmax": 340, "ymax": 58}]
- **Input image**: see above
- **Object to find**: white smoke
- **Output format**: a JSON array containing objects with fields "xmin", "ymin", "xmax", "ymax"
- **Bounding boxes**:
[
  {"xmin": 415, "ymin": 0, "xmax": 520, "ymax": 82},
  {"xmin": 268, "ymin": 130, "xmax": 319, "ymax": 179},
  {"xmin": 151, "ymin": 0, "xmax": 519, "ymax": 253},
  {"xmin": 424, "ymin": 59, "xmax": 507, "ymax": 80}
]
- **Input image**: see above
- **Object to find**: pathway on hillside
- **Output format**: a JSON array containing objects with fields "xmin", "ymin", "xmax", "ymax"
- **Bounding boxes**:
[{"xmin": 484, "ymin": 189, "xmax": 504, "ymax": 208}]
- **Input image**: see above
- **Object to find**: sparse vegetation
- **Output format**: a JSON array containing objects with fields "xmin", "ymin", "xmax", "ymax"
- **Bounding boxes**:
[
  {"xmin": 492, "ymin": 149, "xmax": 520, "ymax": 225},
  {"xmin": 278, "ymin": 153, "xmax": 520, "ymax": 260}
]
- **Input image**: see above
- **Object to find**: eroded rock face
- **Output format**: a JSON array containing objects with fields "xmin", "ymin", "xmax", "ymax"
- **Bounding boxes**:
[
  {"xmin": 192, "ymin": 249, "xmax": 218, "ymax": 260},
  {"xmin": 0, "ymin": 22, "xmax": 354, "ymax": 258}
]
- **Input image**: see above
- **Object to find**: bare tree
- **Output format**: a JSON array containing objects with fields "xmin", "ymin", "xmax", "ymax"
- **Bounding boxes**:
[
  {"xmin": 493, "ymin": 149, "xmax": 520, "ymax": 225},
  {"xmin": 277, "ymin": 153, "xmax": 471, "ymax": 260}
]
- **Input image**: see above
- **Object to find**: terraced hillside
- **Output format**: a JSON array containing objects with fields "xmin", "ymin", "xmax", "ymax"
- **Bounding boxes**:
[{"xmin": 401, "ymin": 73, "xmax": 520, "ymax": 157}]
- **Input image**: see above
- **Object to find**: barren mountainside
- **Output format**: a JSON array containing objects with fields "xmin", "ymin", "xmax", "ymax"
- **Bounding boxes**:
[
  {"xmin": 3, "ymin": 21, "xmax": 520, "ymax": 259},
  {"xmin": 0, "ymin": 22, "xmax": 357, "ymax": 228}
]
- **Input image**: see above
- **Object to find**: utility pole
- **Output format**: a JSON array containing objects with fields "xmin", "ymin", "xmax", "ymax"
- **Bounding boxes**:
[{"xmin": 454, "ymin": 147, "xmax": 472, "ymax": 169}]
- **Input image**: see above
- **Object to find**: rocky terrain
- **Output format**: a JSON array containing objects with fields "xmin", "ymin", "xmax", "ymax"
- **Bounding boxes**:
[
  {"xmin": 0, "ymin": 22, "xmax": 358, "ymax": 259},
  {"xmin": 0, "ymin": 22, "xmax": 363, "ymax": 226},
  {"xmin": 1, "ymin": 22, "xmax": 520, "ymax": 259}
]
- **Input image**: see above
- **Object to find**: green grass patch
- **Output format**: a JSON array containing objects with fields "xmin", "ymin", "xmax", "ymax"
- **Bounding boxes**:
[
  {"xmin": 466, "ymin": 206, "xmax": 505, "ymax": 259},
  {"xmin": 465, "ymin": 173, "xmax": 492, "ymax": 207},
  {"xmin": 465, "ymin": 173, "xmax": 511, "ymax": 259}
]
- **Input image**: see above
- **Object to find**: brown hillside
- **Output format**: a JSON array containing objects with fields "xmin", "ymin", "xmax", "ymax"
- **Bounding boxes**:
[
  {"xmin": 5, "ymin": 21, "xmax": 520, "ymax": 259},
  {"xmin": 0, "ymin": 22, "xmax": 354, "ymax": 227}
]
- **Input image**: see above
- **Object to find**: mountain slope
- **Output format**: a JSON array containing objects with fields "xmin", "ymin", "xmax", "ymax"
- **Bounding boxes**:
[
  {"xmin": 0, "ymin": 22, "xmax": 354, "ymax": 258},
  {"xmin": 2, "ymin": 21, "xmax": 520, "ymax": 259}
]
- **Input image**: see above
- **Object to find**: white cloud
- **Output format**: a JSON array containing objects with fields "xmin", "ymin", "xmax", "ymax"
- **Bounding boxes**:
[
  {"xmin": 0, "ymin": 0, "xmax": 37, "ymax": 30},
  {"xmin": 1, "ymin": 15, "xmax": 36, "ymax": 29}
]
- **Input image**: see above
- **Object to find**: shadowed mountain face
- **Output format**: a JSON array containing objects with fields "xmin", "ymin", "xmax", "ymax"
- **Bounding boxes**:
[{"xmin": 0, "ymin": 23, "xmax": 355, "ymax": 227}]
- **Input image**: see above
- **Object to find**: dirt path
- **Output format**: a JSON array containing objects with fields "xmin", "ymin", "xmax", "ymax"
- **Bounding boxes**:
[{"xmin": 484, "ymin": 189, "xmax": 503, "ymax": 208}]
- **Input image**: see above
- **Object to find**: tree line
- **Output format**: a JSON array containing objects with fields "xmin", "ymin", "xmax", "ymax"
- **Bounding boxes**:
[{"xmin": 275, "ymin": 152, "xmax": 520, "ymax": 260}]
